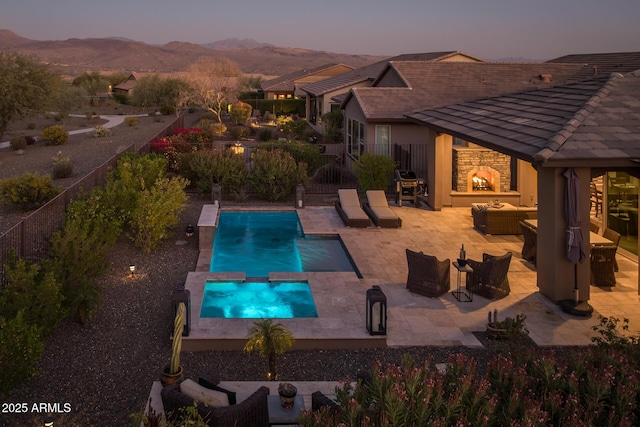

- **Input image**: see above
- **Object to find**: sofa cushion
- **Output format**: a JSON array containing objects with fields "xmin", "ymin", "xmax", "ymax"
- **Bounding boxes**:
[
  {"xmin": 198, "ymin": 377, "xmax": 237, "ymax": 405},
  {"xmin": 180, "ymin": 379, "xmax": 229, "ymax": 407}
]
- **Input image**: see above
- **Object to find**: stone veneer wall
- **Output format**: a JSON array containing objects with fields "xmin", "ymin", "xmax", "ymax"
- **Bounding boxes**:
[{"xmin": 453, "ymin": 148, "xmax": 511, "ymax": 192}]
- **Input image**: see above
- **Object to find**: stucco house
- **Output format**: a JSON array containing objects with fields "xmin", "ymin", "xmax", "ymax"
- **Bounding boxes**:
[
  {"xmin": 300, "ymin": 51, "xmax": 484, "ymax": 132},
  {"xmin": 340, "ymin": 61, "xmax": 592, "ymax": 210},
  {"xmin": 260, "ymin": 63, "xmax": 355, "ymax": 101},
  {"xmin": 407, "ymin": 70, "xmax": 640, "ymax": 305}
]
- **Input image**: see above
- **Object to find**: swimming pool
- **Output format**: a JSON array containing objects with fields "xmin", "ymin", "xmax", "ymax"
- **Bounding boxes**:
[
  {"xmin": 200, "ymin": 280, "xmax": 318, "ymax": 319},
  {"xmin": 210, "ymin": 211, "xmax": 360, "ymax": 277}
]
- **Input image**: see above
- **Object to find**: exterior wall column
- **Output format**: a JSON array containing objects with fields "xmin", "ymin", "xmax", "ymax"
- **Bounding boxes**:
[
  {"xmin": 426, "ymin": 132, "xmax": 452, "ymax": 210},
  {"xmin": 536, "ymin": 167, "xmax": 591, "ymax": 302},
  {"xmin": 518, "ymin": 160, "xmax": 538, "ymax": 207}
]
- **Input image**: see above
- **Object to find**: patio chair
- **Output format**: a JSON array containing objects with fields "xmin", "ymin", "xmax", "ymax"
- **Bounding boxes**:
[
  {"xmin": 590, "ymin": 245, "xmax": 617, "ymax": 287},
  {"xmin": 405, "ymin": 249, "xmax": 451, "ymax": 298},
  {"xmin": 311, "ymin": 391, "xmax": 342, "ymax": 414},
  {"xmin": 335, "ymin": 189, "xmax": 372, "ymax": 228},
  {"xmin": 363, "ymin": 190, "xmax": 402, "ymax": 228},
  {"xmin": 519, "ymin": 221, "xmax": 537, "ymax": 266},
  {"xmin": 590, "ymin": 182, "xmax": 603, "ymax": 217},
  {"xmin": 466, "ymin": 252, "xmax": 512, "ymax": 300},
  {"xmin": 602, "ymin": 227, "xmax": 621, "ymax": 271},
  {"xmin": 589, "ymin": 221, "xmax": 600, "ymax": 234}
]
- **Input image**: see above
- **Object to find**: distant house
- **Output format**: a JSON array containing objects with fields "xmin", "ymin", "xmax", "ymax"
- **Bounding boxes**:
[
  {"xmin": 340, "ymin": 61, "xmax": 590, "ymax": 210},
  {"xmin": 546, "ymin": 51, "xmax": 640, "ymax": 79},
  {"xmin": 260, "ymin": 63, "xmax": 355, "ymax": 101},
  {"xmin": 300, "ymin": 51, "xmax": 485, "ymax": 131},
  {"xmin": 112, "ymin": 72, "xmax": 140, "ymax": 96}
]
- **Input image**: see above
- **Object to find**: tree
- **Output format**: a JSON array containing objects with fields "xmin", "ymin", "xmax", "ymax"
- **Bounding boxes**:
[
  {"xmin": 244, "ymin": 319, "xmax": 294, "ymax": 380},
  {"xmin": 50, "ymin": 82, "xmax": 85, "ymax": 126},
  {"xmin": 72, "ymin": 71, "xmax": 110, "ymax": 106},
  {"xmin": 183, "ymin": 57, "xmax": 242, "ymax": 124},
  {"xmin": 0, "ymin": 52, "xmax": 59, "ymax": 142},
  {"xmin": 229, "ymin": 100, "xmax": 252, "ymax": 125},
  {"xmin": 130, "ymin": 74, "xmax": 190, "ymax": 115}
]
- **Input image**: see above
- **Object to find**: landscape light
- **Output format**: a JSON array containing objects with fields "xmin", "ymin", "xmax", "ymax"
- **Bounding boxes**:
[{"xmin": 129, "ymin": 264, "xmax": 136, "ymax": 277}]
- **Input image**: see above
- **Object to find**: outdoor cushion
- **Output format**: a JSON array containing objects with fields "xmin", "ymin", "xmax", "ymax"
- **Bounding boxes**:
[
  {"xmin": 180, "ymin": 378, "xmax": 230, "ymax": 407},
  {"xmin": 338, "ymin": 189, "xmax": 362, "ymax": 207},
  {"xmin": 341, "ymin": 204, "xmax": 370, "ymax": 220}
]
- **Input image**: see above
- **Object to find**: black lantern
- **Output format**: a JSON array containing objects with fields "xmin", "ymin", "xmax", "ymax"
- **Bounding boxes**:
[
  {"xmin": 185, "ymin": 224, "xmax": 195, "ymax": 237},
  {"xmin": 171, "ymin": 285, "xmax": 191, "ymax": 336},
  {"xmin": 295, "ymin": 184, "xmax": 305, "ymax": 209},
  {"xmin": 366, "ymin": 285, "xmax": 387, "ymax": 335}
]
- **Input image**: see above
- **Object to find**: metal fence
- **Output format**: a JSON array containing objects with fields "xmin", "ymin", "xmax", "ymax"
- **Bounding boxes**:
[{"xmin": 0, "ymin": 115, "xmax": 184, "ymax": 287}]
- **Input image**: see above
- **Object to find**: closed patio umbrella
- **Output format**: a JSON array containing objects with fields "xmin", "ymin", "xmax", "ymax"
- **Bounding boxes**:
[{"xmin": 560, "ymin": 168, "xmax": 592, "ymax": 315}]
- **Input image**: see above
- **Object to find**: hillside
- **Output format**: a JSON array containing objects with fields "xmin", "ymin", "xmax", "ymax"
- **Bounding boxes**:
[{"xmin": 0, "ymin": 30, "xmax": 385, "ymax": 77}]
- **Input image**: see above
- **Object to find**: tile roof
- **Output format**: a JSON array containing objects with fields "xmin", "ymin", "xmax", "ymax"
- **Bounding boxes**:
[
  {"xmin": 299, "ymin": 51, "xmax": 468, "ymax": 96},
  {"xmin": 346, "ymin": 62, "xmax": 589, "ymax": 121},
  {"xmin": 260, "ymin": 63, "xmax": 353, "ymax": 91},
  {"xmin": 547, "ymin": 51, "xmax": 640, "ymax": 81},
  {"xmin": 407, "ymin": 70, "xmax": 640, "ymax": 167}
]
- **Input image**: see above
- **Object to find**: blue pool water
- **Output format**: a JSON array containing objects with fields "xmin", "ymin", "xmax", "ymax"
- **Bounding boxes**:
[
  {"xmin": 210, "ymin": 211, "xmax": 359, "ymax": 277},
  {"xmin": 200, "ymin": 281, "xmax": 318, "ymax": 318}
]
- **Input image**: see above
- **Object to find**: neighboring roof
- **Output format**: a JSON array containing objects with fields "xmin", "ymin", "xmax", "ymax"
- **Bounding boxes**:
[
  {"xmin": 113, "ymin": 72, "xmax": 141, "ymax": 91},
  {"xmin": 260, "ymin": 63, "xmax": 354, "ymax": 92},
  {"xmin": 343, "ymin": 62, "xmax": 589, "ymax": 121},
  {"xmin": 300, "ymin": 51, "xmax": 481, "ymax": 96},
  {"xmin": 407, "ymin": 70, "xmax": 640, "ymax": 167},
  {"xmin": 547, "ymin": 51, "xmax": 640, "ymax": 81}
]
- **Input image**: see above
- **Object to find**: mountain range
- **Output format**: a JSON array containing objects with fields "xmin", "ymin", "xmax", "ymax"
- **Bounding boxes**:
[{"xmin": 0, "ymin": 30, "xmax": 385, "ymax": 77}]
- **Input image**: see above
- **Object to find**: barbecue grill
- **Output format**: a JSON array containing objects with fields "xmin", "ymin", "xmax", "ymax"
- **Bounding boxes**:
[{"xmin": 395, "ymin": 169, "xmax": 426, "ymax": 206}]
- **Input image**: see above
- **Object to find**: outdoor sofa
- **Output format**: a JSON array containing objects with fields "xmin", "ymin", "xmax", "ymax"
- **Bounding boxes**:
[
  {"xmin": 471, "ymin": 203, "xmax": 537, "ymax": 235},
  {"xmin": 335, "ymin": 189, "xmax": 372, "ymax": 227},
  {"xmin": 363, "ymin": 190, "xmax": 402, "ymax": 228}
]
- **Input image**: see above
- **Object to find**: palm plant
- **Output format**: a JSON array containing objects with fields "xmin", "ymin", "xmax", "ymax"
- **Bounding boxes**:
[{"xmin": 244, "ymin": 319, "xmax": 294, "ymax": 380}]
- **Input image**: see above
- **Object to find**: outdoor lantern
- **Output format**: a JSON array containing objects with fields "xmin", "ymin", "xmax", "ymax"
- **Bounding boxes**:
[
  {"xmin": 44, "ymin": 416, "xmax": 54, "ymax": 427},
  {"xmin": 230, "ymin": 142, "xmax": 245, "ymax": 155},
  {"xmin": 129, "ymin": 264, "xmax": 136, "ymax": 277},
  {"xmin": 366, "ymin": 285, "xmax": 387, "ymax": 336},
  {"xmin": 295, "ymin": 184, "xmax": 305, "ymax": 208},
  {"xmin": 185, "ymin": 224, "xmax": 195, "ymax": 237},
  {"xmin": 171, "ymin": 285, "xmax": 191, "ymax": 336},
  {"xmin": 212, "ymin": 183, "xmax": 222, "ymax": 206}
]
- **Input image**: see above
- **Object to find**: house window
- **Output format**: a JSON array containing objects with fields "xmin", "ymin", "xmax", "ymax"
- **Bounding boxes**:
[
  {"xmin": 375, "ymin": 125, "xmax": 390, "ymax": 156},
  {"xmin": 347, "ymin": 118, "xmax": 365, "ymax": 158}
]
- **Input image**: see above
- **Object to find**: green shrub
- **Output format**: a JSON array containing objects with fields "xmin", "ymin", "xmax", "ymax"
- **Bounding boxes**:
[
  {"xmin": 27, "ymin": 122, "xmax": 36, "ymax": 130},
  {"xmin": 41, "ymin": 125, "xmax": 69, "ymax": 146},
  {"xmin": 257, "ymin": 127, "xmax": 274, "ymax": 142},
  {"xmin": 10, "ymin": 136, "xmax": 27, "ymax": 151},
  {"xmin": 53, "ymin": 113, "xmax": 63, "ymax": 122},
  {"xmin": 0, "ymin": 313, "xmax": 43, "ymax": 397},
  {"xmin": 279, "ymin": 117, "xmax": 308, "ymax": 139},
  {"xmin": 51, "ymin": 152, "xmax": 74, "ymax": 179},
  {"xmin": 209, "ymin": 123, "xmax": 227, "ymax": 137},
  {"xmin": 160, "ymin": 104, "xmax": 176, "ymax": 115},
  {"xmin": 228, "ymin": 125, "xmax": 251, "ymax": 139},
  {"xmin": 0, "ymin": 172, "xmax": 61, "ymax": 211},
  {"xmin": 92, "ymin": 125, "xmax": 112, "ymax": 138},
  {"xmin": 250, "ymin": 149, "xmax": 308, "ymax": 201},
  {"xmin": 180, "ymin": 149, "xmax": 249, "ymax": 195},
  {"xmin": 85, "ymin": 111, "xmax": 93, "ymax": 119},
  {"xmin": 353, "ymin": 152, "xmax": 397, "ymax": 193},
  {"xmin": 321, "ymin": 109, "xmax": 343, "ymax": 142},
  {"xmin": 254, "ymin": 141, "xmax": 322, "ymax": 176},
  {"xmin": 124, "ymin": 116, "xmax": 139, "ymax": 126},
  {"xmin": 229, "ymin": 101, "xmax": 252, "ymax": 125},
  {"xmin": 130, "ymin": 176, "xmax": 189, "ymax": 252}
]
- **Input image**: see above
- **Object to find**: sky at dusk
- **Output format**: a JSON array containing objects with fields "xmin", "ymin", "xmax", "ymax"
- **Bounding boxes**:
[{"xmin": 2, "ymin": 0, "xmax": 639, "ymax": 60}]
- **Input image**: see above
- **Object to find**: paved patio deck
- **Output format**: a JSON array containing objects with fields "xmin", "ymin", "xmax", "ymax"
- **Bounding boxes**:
[{"xmin": 182, "ymin": 204, "xmax": 639, "ymax": 351}]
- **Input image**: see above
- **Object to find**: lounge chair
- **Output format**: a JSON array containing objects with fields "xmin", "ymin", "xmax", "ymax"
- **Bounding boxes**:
[
  {"xmin": 405, "ymin": 249, "xmax": 450, "ymax": 298},
  {"xmin": 335, "ymin": 189, "xmax": 372, "ymax": 228},
  {"xmin": 466, "ymin": 252, "xmax": 512, "ymax": 300},
  {"xmin": 363, "ymin": 190, "xmax": 402, "ymax": 228}
]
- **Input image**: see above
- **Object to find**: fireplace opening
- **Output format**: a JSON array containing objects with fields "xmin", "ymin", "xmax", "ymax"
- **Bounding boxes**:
[
  {"xmin": 472, "ymin": 174, "xmax": 493, "ymax": 191},
  {"xmin": 466, "ymin": 167, "xmax": 501, "ymax": 193}
]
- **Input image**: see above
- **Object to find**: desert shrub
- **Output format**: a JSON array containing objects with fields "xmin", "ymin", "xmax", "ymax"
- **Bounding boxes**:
[
  {"xmin": 250, "ymin": 149, "xmax": 308, "ymax": 201},
  {"xmin": 85, "ymin": 111, "xmax": 93, "ymax": 119},
  {"xmin": 124, "ymin": 116, "xmax": 139, "ymax": 126},
  {"xmin": 130, "ymin": 176, "xmax": 189, "ymax": 252},
  {"xmin": 26, "ymin": 122, "xmax": 36, "ymax": 130},
  {"xmin": 0, "ymin": 313, "xmax": 43, "ymax": 397},
  {"xmin": 53, "ymin": 113, "xmax": 63, "ymax": 122},
  {"xmin": 10, "ymin": 136, "xmax": 27, "ymax": 151},
  {"xmin": 229, "ymin": 101, "xmax": 252, "ymax": 125},
  {"xmin": 181, "ymin": 149, "xmax": 248, "ymax": 195},
  {"xmin": 254, "ymin": 141, "xmax": 322, "ymax": 176},
  {"xmin": 93, "ymin": 125, "xmax": 112, "ymax": 138},
  {"xmin": 353, "ymin": 152, "xmax": 397, "ymax": 194},
  {"xmin": 49, "ymin": 188, "xmax": 123, "ymax": 324},
  {"xmin": 279, "ymin": 116, "xmax": 308, "ymax": 140},
  {"xmin": 41, "ymin": 125, "xmax": 69, "ymax": 146},
  {"xmin": 160, "ymin": 104, "xmax": 176, "ymax": 115},
  {"xmin": 51, "ymin": 152, "xmax": 74, "ymax": 179},
  {"xmin": 321, "ymin": 109, "xmax": 343, "ymax": 142},
  {"xmin": 228, "ymin": 125, "xmax": 251, "ymax": 139},
  {"xmin": 1, "ymin": 256, "xmax": 65, "ymax": 339},
  {"xmin": 0, "ymin": 172, "xmax": 61, "ymax": 211},
  {"xmin": 257, "ymin": 127, "xmax": 274, "ymax": 141},
  {"xmin": 209, "ymin": 123, "xmax": 227, "ymax": 137}
]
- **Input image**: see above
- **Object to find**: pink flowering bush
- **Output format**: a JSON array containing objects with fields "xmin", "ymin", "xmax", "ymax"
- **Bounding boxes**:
[{"xmin": 150, "ymin": 127, "xmax": 214, "ymax": 171}]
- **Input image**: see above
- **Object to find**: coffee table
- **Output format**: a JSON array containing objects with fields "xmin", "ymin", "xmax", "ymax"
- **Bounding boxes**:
[{"xmin": 268, "ymin": 395, "xmax": 305, "ymax": 426}]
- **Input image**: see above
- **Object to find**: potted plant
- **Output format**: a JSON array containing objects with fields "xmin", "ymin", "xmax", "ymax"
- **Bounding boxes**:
[
  {"xmin": 486, "ymin": 310, "xmax": 529, "ymax": 340},
  {"xmin": 243, "ymin": 319, "xmax": 295, "ymax": 380},
  {"xmin": 161, "ymin": 302, "xmax": 186, "ymax": 386}
]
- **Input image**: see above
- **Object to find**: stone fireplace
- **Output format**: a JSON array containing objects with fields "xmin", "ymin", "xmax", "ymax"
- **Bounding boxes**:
[{"xmin": 453, "ymin": 148, "xmax": 511, "ymax": 193}]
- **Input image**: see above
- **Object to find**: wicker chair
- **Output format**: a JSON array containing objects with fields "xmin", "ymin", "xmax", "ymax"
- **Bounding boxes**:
[
  {"xmin": 161, "ymin": 381, "xmax": 270, "ymax": 427},
  {"xmin": 405, "ymin": 249, "xmax": 451, "ymax": 298},
  {"xmin": 519, "ymin": 221, "xmax": 537, "ymax": 265},
  {"xmin": 602, "ymin": 228, "xmax": 621, "ymax": 271},
  {"xmin": 311, "ymin": 391, "xmax": 341, "ymax": 414},
  {"xmin": 466, "ymin": 252, "xmax": 512, "ymax": 300},
  {"xmin": 590, "ymin": 245, "xmax": 617, "ymax": 287}
]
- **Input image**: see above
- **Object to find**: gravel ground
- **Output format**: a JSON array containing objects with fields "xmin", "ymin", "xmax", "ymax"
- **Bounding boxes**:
[{"xmin": 0, "ymin": 115, "xmax": 578, "ymax": 426}]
